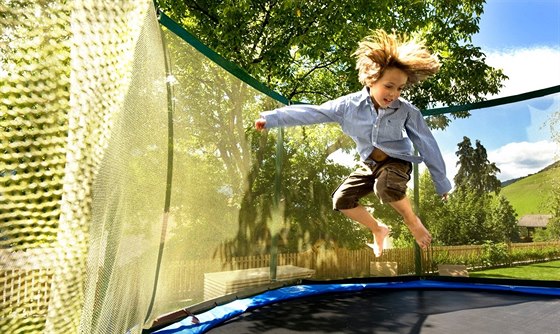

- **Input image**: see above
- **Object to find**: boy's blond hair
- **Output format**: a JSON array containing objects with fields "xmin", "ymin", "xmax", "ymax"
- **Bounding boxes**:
[{"xmin": 353, "ymin": 29, "xmax": 440, "ymax": 87}]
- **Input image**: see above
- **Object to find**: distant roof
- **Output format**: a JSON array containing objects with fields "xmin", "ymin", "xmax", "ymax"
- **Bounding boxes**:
[{"xmin": 517, "ymin": 214, "xmax": 552, "ymax": 228}]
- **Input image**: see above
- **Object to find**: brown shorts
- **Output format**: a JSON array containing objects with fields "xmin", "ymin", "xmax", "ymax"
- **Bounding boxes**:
[{"xmin": 331, "ymin": 158, "xmax": 412, "ymax": 210}]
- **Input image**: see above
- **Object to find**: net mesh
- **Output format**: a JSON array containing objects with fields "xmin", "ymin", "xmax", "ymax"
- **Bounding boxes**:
[
  {"xmin": 71, "ymin": 2, "xmax": 167, "ymax": 334},
  {"xmin": 1, "ymin": 1, "xmax": 283, "ymax": 332},
  {"xmin": 1, "ymin": 1, "xmax": 559, "ymax": 333},
  {"xmin": 1, "ymin": 1, "xmax": 70, "ymax": 333},
  {"xmin": 1, "ymin": 1, "xmax": 168, "ymax": 333},
  {"xmin": 148, "ymin": 25, "xmax": 285, "ymax": 319}
]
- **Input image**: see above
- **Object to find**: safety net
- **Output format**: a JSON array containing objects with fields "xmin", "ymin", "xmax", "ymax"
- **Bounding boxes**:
[
  {"xmin": 2, "ymin": 1, "xmax": 169, "ymax": 333},
  {"xmin": 1, "ymin": 1, "xmax": 559, "ymax": 334}
]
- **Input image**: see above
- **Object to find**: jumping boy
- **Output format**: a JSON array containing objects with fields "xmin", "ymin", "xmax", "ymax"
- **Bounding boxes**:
[{"xmin": 255, "ymin": 30, "xmax": 451, "ymax": 257}]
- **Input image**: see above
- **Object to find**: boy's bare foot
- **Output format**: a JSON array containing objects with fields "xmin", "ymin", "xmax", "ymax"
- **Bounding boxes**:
[
  {"xmin": 407, "ymin": 217, "xmax": 432, "ymax": 249},
  {"xmin": 366, "ymin": 222, "xmax": 390, "ymax": 257}
]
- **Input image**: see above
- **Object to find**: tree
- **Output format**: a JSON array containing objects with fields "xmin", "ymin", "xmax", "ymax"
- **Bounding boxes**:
[
  {"xmin": 157, "ymin": 0, "xmax": 506, "ymax": 121},
  {"xmin": 487, "ymin": 195, "xmax": 520, "ymax": 243},
  {"xmin": 421, "ymin": 185, "xmax": 518, "ymax": 246},
  {"xmin": 428, "ymin": 137, "xmax": 519, "ymax": 245},
  {"xmin": 417, "ymin": 169, "xmax": 450, "ymax": 245},
  {"xmin": 454, "ymin": 136, "xmax": 501, "ymax": 195},
  {"xmin": 442, "ymin": 187, "xmax": 488, "ymax": 245},
  {"xmin": 155, "ymin": 0, "xmax": 508, "ymax": 255},
  {"xmin": 535, "ymin": 102, "xmax": 560, "ymax": 241},
  {"xmin": 534, "ymin": 182, "xmax": 560, "ymax": 241}
]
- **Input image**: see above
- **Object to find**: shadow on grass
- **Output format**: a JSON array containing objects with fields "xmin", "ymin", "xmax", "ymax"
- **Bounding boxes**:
[{"xmin": 469, "ymin": 272, "xmax": 522, "ymax": 279}]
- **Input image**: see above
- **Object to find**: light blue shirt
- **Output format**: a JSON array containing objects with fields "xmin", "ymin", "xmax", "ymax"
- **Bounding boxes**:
[{"xmin": 261, "ymin": 87, "xmax": 452, "ymax": 195}]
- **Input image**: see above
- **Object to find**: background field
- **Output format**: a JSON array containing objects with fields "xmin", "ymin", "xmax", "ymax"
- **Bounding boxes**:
[
  {"xmin": 501, "ymin": 161, "xmax": 559, "ymax": 216},
  {"xmin": 470, "ymin": 260, "xmax": 560, "ymax": 280}
]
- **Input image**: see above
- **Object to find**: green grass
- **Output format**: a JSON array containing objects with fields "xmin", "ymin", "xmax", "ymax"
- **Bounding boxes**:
[
  {"xmin": 469, "ymin": 260, "xmax": 560, "ymax": 280},
  {"xmin": 501, "ymin": 166, "xmax": 559, "ymax": 216}
]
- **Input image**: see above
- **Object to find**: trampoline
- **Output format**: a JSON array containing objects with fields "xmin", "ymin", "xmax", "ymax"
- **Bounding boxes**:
[
  {"xmin": 4, "ymin": 1, "xmax": 560, "ymax": 334},
  {"xmin": 151, "ymin": 277, "xmax": 560, "ymax": 334}
]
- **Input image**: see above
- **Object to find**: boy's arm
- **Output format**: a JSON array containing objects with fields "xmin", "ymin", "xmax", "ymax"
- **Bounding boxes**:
[
  {"xmin": 259, "ymin": 98, "xmax": 346, "ymax": 129},
  {"xmin": 405, "ymin": 108, "xmax": 452, "ymax": 196}
]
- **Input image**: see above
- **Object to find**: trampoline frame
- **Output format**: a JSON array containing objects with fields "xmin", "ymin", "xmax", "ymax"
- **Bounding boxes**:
[{"xmin": 147, "ymin": 276, "xmax": 560, "ymax": 333}]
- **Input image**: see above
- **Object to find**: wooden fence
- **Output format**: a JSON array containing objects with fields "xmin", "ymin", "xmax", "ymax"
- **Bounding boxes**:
[
  {"xmin": 0, "ymin": 268, "xmax": 52, "ymax": 317},
  {"xmin": 2, "ymin": 241, "xmax": 559, "ymax": 318},
  {"xmin": 158, "ymin": 241, "xmax": 560, "ymax": 304},
  {"xmin": 1, "ymin": 248, "xmax": 54, "ymax": 322}
]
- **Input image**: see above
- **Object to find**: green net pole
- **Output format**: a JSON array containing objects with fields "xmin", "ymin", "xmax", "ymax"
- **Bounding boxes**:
[
  {"xmin": 270, "ymin": 235, "xmax": 279, "ymax": 282},
  {"xmin": 144, "ymin": 21, "xmax": 175, "ymax": 322},
  {"xmin": 270, "ymin": 128, "xmax": 284, "ymax": 281},
  {"xmin": 157, "ymin": 11, "xmax": 290, "ymax": 106},
  {"xmin": 413, "ymin": 151, "xmax": 422, "ymax": 275}
]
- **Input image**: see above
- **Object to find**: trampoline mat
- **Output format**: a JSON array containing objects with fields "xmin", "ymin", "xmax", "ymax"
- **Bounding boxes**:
[{"xmin": 206, "ymin": 288, "xmax": 560, "ymax": 333}]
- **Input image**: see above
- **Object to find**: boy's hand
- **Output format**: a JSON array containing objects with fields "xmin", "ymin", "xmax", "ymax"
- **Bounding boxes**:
[{"xmin": 255, "ymin": 118, "xmax": 266, "ymax": 131}]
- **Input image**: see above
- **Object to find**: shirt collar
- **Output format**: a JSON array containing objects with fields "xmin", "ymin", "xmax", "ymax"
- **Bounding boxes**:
[{"xmin": 361, "ymin": 86, "xmax": 401, "ymax": 110}]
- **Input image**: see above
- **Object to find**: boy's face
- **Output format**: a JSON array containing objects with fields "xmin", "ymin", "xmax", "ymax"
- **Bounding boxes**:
[{"xmin": 370, "ymin": 67, "xmax": 408, "ymax": 109}]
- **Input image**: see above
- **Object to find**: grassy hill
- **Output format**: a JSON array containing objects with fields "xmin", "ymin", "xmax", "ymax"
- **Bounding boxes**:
[{"xmin": 501, "ymin": 162, "xmax": 560, "ymax": 217}]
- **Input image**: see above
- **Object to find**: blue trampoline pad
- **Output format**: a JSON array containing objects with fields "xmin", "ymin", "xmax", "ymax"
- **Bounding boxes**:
[{"xmin": 153, "ymin": 279, "xmax": 560, "ymax": 334}]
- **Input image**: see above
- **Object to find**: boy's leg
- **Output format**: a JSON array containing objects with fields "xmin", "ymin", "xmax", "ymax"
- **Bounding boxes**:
[
  {"xmin": 332, "ymin": 165, "xmax": 388, "ymax": 257},
  {"xmin": 388, "ymin": 196, "xmax": 432, "ymax": 249},
  {"xmin": 339, "ymin": 205, "xmax": 389, "ymax": 257},
  {"xmin": 374, "ymin": 159, "xmax": 431, "ymax": 249}
]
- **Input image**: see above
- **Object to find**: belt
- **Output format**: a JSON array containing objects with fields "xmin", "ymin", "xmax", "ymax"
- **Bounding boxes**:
[{"xmin": 369, "ymin": 148, "xmax": 389, "ymax": 163}]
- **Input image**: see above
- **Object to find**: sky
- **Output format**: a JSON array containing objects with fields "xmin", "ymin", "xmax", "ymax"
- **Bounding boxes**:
[{"xmin": 432, "ymin": 0, "xmax": 560, "ymax": 183}]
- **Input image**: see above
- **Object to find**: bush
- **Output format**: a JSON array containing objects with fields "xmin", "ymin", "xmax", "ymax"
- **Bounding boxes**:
[
  {"xmin": 431, "ymin": 250, "xmax": 483, "ymax": 270},
  {"xmin": 481, "ymin": 241, "xmax": 511, "ymax": 267},
  {"xmin": 430, "ymin": 242, "xmax": 560, "ymax": 272},
  {"xmin": 510, "ymin": 246, "xmax": 560, "ymax": 263}
]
